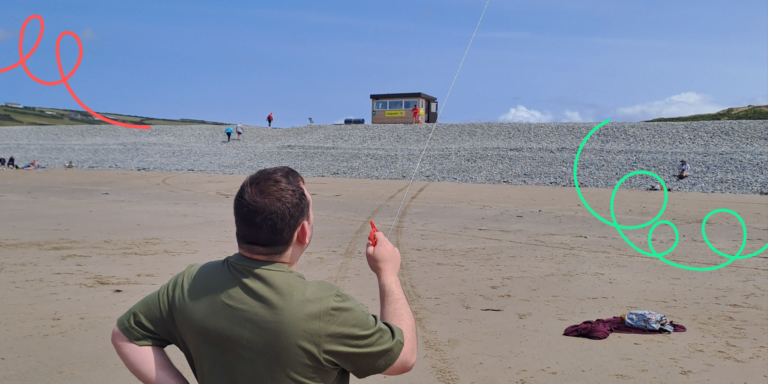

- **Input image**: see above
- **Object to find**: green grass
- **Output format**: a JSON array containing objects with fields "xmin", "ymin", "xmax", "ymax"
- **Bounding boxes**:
[
  {"xmin": 0, "ymin": 105, "xmax": 229, "ymax": 127},
  {"xmin": 646, "ymin": 105, "xmax": 768, "ymax": 122}
]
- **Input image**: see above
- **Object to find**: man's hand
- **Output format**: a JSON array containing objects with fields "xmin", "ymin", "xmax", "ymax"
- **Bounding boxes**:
[{"xmin": 366, "ymin": 231, "xmax": 401, "ymax": 280}]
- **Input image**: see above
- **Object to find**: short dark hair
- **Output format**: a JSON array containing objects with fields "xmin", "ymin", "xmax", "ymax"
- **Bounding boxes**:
[{"xmin": 234, "ymin": 166, "xmax": 309, "ymax": 256}]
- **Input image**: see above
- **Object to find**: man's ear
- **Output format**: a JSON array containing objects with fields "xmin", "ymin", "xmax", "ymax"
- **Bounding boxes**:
[{"xmin": 296, "ymin": 221, "xmax": 311, "ymax": 245}]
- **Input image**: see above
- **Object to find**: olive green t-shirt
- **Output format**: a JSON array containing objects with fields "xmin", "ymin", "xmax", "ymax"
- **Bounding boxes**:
[{"xmin": 117, "ymin": 253, "xmax": 404, "ymax": 384}]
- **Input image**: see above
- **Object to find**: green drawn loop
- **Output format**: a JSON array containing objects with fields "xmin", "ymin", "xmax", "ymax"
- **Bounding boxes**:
[{"xmin": 573, "ymin": 119, "xmax": 767, "ymax": 271}]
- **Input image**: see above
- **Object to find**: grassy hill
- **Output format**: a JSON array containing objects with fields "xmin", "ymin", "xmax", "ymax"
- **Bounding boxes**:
[
  {"xmin": 646, "ymin": 105, "xmax": 768, "ymax": 122},
  {"xmin": 0, "ymin": 105, "xmax": 229, "ymax": 127}
]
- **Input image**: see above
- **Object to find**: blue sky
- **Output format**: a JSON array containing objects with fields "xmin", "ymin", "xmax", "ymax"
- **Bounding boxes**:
[{"xmin": 1, "ymin": 0, "xmax": 766, "ymax": 127}]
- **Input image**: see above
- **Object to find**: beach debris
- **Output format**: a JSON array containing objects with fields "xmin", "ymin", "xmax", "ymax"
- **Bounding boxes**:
[{"xmin": 481, "ymin": 308, "xmax": 503, "ymax": 312}]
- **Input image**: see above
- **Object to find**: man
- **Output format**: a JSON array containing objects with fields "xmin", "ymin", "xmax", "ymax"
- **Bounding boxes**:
[
  {"xmin": 678, "ymin": 160, "xmax": 690, "ymax": 179},
  {"xmin": 7, "ymin": 156, "xmax": 15, "ymax": 169},
  {"xmin": 411, "ymin": 103, "xmax": 420, "ymax": 124},
  {"xmin": 267, "ymin": 112, "xmax": 274, "ymax": 128},
  {"xmin": 236, "ymin": 123, "xmax": 244, "ymax": 140},
  {"xmin": 0, "ymin": 156, "xmax": 6, "ymax": 169},
  {"xmin": 111, "ymin": 166, "xmax": 417, "ymax": 384}
]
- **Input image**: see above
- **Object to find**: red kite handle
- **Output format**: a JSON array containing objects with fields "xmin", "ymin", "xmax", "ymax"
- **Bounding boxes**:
[{"xmin": 369, "ymin": 221, "xmax": 379, "ymax": 246}]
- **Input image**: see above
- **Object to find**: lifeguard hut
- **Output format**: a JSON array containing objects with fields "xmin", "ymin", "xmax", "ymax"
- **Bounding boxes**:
[{"xmin": 370, "ymin": 93, "xmax": 438, "ymax": 124}]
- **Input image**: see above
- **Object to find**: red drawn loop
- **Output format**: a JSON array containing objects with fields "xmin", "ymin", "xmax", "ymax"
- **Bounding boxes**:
[
  {"xmin": 1, "ymin": 15, "xmax": 149, "ymax": 129},
  {"xmin": 369, "ymin": 221, "xmax": 380, "ymax": 246}
]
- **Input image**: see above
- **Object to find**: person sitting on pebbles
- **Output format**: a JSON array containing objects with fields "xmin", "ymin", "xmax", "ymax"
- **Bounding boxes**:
[
  {"xmin": 677, "ymin": 160, "xmax": 690, "ymax": 179},
  {"xmin": 0, "ymin": 156, "xmax": 6, "ymax": 169}
]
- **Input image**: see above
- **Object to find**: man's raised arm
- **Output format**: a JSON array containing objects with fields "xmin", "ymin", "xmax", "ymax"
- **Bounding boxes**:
[{"xmin": 366, "ymin": 232, "xmax": 418, "ymax": 375}]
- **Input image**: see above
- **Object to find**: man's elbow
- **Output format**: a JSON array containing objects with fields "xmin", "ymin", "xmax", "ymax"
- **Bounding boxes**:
[
  {"xmin": 111, "ymin": 325, "xmax": 127, "ymax": 348},
  {"xmin": 383, "ymin": 351, "xmax": 417, "ymax": 375},
  {"xmin": 401, "ymin": 355, "xmax": 417, "ymax": 373}
]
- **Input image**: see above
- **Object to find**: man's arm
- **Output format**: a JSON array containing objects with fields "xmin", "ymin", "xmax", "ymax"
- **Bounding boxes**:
[
  {"xmin": 111, "ymin": 326, "xmax": 189, "ymax": 384},
  {"xmin": 366, "ymin": 232, "xmax": 418, "ymax": 375}
]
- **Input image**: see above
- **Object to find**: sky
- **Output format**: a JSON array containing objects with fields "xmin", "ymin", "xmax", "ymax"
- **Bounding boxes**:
[{"xmin": 1, "ymin": 0, "xmax": 766, "ymax": 127}]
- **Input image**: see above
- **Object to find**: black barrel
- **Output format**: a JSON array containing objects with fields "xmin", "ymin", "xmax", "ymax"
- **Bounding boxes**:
[{"xmin": 344, "ymin": 118, "xmax": 365, "ymax": 125}]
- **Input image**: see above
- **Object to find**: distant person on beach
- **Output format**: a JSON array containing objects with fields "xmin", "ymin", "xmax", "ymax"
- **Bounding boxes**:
[
  {"xmin": 267, "ymin": 112, "xmax": 274, "ymax": 128},
  {"xmin": 678, "ymin": 160, "xmax": 690, "ymax": 179},
  {"xmin": 649, "ymin": 184, "xmax": 672, "ymax": 192},
  {"xmin": 8, "ymin": 156, "xmax": 16, "ymax": 169},
  {"xmin": 237, "ymin": 123, "xmax": 244, "ymax": 140},
  {"xmin": 23, "ymin": 160, "xmax": 39, "ymax": 170},
  {"xmin": 0, "ymin": 156, "xmax": 6, "ymax": 169},
  {"xmin": 225, "ymin": 126, "xmax": 233, "ymax": 142},
  {"xmin": 411, "ymin": 104, "xmax": 420, "ymax": 124},
  {"xmin": 111, "ymin": 166, "xmax": 417, "ymax": 384}
]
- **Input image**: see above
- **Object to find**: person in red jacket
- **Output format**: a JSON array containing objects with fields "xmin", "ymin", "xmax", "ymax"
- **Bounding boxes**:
[
  {"xmin": 267, "ymin": 113, "xmax": 274, "ymax": 128},
  {"xmin": 411, "ymin": 104, "xmax": 420, "ymax": 124}
]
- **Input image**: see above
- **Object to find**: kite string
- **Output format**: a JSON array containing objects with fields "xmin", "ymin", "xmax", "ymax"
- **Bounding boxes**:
[{"xmin": 387, "ymin": 0, "xmax": 491, "ymax": 238}]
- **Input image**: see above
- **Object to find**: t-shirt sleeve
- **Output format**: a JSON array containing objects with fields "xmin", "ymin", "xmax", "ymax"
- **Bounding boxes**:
[
  {"xmin": 320, "ymin": 290, "xmax": 405, "ymax": 379},
  {"xmin": 116, "ymin": 271, "xmax": 186, "ymax": 348}
]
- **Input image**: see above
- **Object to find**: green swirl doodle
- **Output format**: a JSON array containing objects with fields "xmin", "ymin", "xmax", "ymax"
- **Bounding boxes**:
[{"xmin": 573, "ymin": 119, "xmax": 767, "ymax": 271}]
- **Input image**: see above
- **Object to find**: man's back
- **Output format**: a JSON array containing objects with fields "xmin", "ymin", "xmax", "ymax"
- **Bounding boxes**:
[{"xmin": 117, "ymin": 253, "xmax": 404, "ymax": 384}]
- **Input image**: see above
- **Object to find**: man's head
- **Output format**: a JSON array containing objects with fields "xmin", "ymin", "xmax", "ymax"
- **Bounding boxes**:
[
  {"xmin": 234, "ymin": 166, "xmax": 313, "ymax": 260},
  {"xmin": 681, "ymin": 160, "xmax": 686, "ymax": 164}
]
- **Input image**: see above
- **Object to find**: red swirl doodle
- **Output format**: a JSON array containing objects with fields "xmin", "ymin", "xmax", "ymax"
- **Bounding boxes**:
[{"xmin": 0, "ymin": 15, "xmax": 150, "ymax": 129}]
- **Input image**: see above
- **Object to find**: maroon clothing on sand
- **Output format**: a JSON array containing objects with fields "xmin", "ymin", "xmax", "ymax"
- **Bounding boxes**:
[{"xmin": 563, "ymin": 316, "xmax": 686, "ymax": 340}]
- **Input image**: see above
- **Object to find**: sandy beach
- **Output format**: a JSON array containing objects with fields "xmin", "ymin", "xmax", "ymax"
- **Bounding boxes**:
[{"xmin": 1, "ymin": 169, "xmax": 766, "ymax": 383}]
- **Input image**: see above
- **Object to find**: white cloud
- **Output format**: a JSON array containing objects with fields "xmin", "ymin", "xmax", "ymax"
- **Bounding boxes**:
[
  {"xmin": 0, "ymin": 28, "xmax": 14, "ymax": 41},
  {"xmin": 498, "ymin": 105, "xmax": 553, "ymax": 123},
  {"xmin": 615, "ymin": 92, "xmax": 724, "ymax": 121},
  {"xmin": 562, "ymin": 110, "xmax": 583, "ymax": 122},
  {"xmin": 81, "ymin": 28, "xmax": 96, "ymax": 40}
]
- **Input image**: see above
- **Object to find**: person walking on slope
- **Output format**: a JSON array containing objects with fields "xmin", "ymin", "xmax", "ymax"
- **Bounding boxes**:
[
  {"xmin": 267, "ymin": 112, "xmax": 274, "ymax": 129},
  {"xmin": 236, "ymin": 123, "xmax": 244, "ymax": 140},
  {"xmin": 111, "ymin": 166, "xmax": 418, "ymax": 384},
  {"xmin": 225, "ymin": 126, "xmax": 233, "ymax": 142}
]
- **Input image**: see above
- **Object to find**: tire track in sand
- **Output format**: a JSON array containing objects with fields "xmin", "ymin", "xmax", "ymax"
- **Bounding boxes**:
[
  {"xmin": 332, "ymin": 184, "xmax": 408, "ymax": 285},
  {"xmin": 395, "ymin": 183, "xmax": 460, "ymax": 384},
  {"xmin": 161, "ymin": 174, "xmax": 191, "ymax": 193}
]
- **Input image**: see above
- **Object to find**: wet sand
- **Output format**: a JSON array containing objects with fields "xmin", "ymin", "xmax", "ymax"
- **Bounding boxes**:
[{"xmin": 0, "ymin": 169, "xmax": 766, "ymax": 383}]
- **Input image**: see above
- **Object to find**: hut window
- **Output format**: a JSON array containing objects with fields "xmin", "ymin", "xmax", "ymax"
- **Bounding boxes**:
[
  {"xmin": 374, "ymin": 101, "xmax": 388, "ymax": 110},
  {"xmin": 403, "ymin": 99, "xmax": 418, "ymax": 109},
  {"xmin": 388, "ymin": 100, "xmax": 404, "ymax": 110}
]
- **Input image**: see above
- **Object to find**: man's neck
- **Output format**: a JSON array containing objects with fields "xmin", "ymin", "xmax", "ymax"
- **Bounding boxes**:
[{"xmin": 239, "ymin": 251, "xmax": 297, "ymax": 271}]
